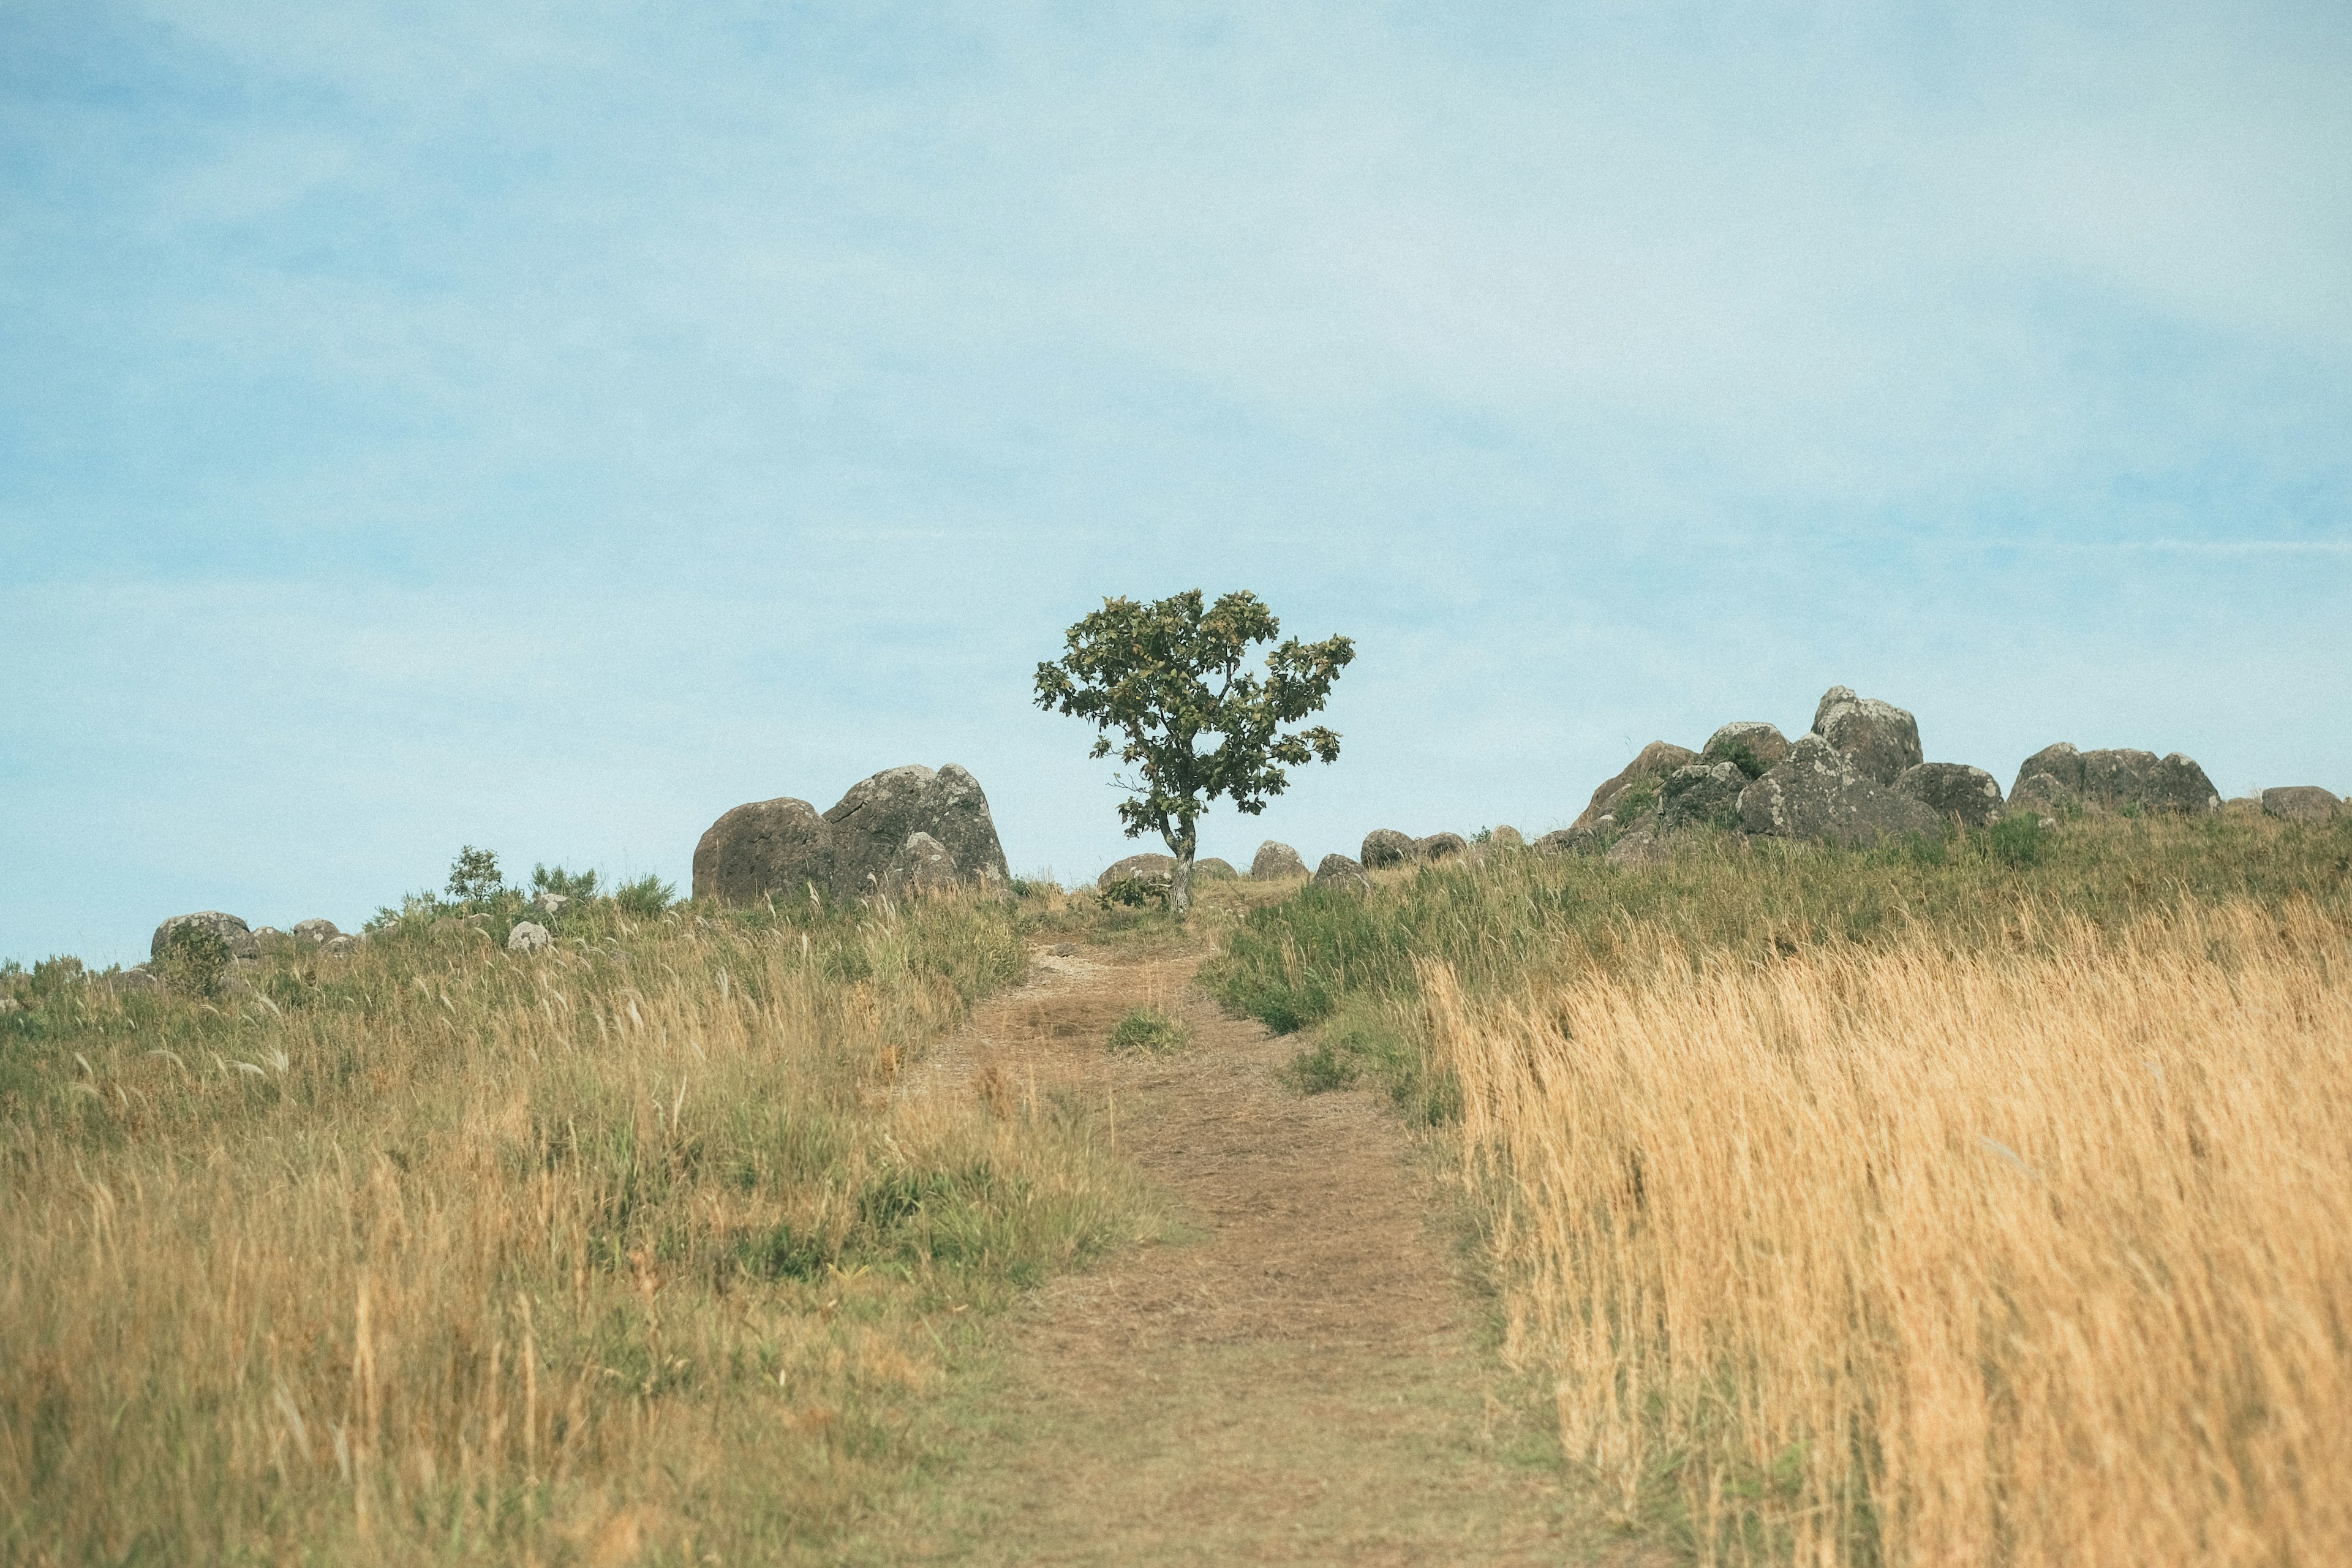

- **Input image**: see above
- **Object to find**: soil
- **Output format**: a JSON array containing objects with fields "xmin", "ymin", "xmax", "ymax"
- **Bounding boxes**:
[{"xmin": 851, "ymin": 938, "xmax": 1660, "ymax": 1566}]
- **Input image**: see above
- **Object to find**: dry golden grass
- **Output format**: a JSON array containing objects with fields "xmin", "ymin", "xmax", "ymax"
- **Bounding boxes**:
[
  {"xmin": 1435, "ymin": 897, "xmax": 2352, "ymax": 1565},
  {"xmin": 0, "ymin": 893, "xmax": 1142, "ymax": 1564}
]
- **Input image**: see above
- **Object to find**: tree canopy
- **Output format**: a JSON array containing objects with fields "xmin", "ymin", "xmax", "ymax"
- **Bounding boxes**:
[{"xmin": 1034, "ymin": 589, "xmax": 1354, "ymax": 913}]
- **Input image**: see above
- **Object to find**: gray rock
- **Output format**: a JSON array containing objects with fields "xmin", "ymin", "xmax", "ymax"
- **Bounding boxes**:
[
  {"xmin": 532, "ymin": 892, "xmax": 570, "ymax": 916},
  {"xmin": 1415, "ymin": 832, "xmax": 1468, "ymax": 862},
  {"xmin": 1895, "ymin": 763, "xmax": 2006, "ymax": 827},
  {"xmin": 1574, "ymin": 742, "xmax": 1700, "ymax": 829},
  {"xmin": 1739, "ymin": 735, "xmax": 1943, "ymax": 846},
  {"xmin": 693, "ymin": 796, "xmax": 836, "ymax": 907},
  {"xmin": 1360, "ymin": 829, "xmax": 1415, "ymax": 869},
  {"xmin": 1605, "ymin": 831, "xmax": 1667, "ymax": 866},
  {"xmin": 1533, "ymin": 825, "xmax": 1607, "ymax": 856},
  {"xmin": 249, "ymin": 926, "xmax": 290, "ymax": 952},
  {"xmin": 1313, "ymin": 853, "xmax": 1371, "ymax": 891},
  {"xmin": 2261, "ymin": 786, "xmax": 2344, "ymax": 824},
  {"xmin": 1703, "ymin": 722, "xmax": 1792, "ymax": 774},
  {"xmin": 824, "ymin": 764, "xmax": 1010, "ymax": 896},
  {"xmin": 322, "ymin": 935, "xmax": 361, "ymax": 957},
  {"xmin": 2011, "ymin": 744, "xmax": 2221, "ymax": 815},
  {"xmin": 151, "ymin": 911, "xmax": 258, "ymax": 962},
  {"xmin": 1193, "ymin": 857, "xmax": 1239, "ymax": 880},
  {"xmin": 1098, "ymin": 853, "xmax": 1176, "ymax": 889},
  {"xmin": 1809, "ymin": 687, "xmax": 1923, "ymax": 786},
  {"xmin": 2009, "ymin": 771, "xmax": 2076, "ymax": 815},
  {"xmin": 889, "ymin": 832, "xmax": 962, "ymax": 894},
  {"xmin": 1660, "ymin": 761, "xmax": 1748, "ymax": 831},
  {"xmin": 1250, "ymin": 841, "xmax": 1309, "ymax": 880},
  {"xmin": 292, "ymin": 918, "xmax": 341, "ymax": 945},
  {"xmin": 105, "ymin": 967, "xmax": 163, "ymax": 993},
  {"xmin": 1488, "ymin": 825, "xmax": 1525, "ymax": 849},
  {"xmin": 507, "ymin": 922, "xmax": 554, "ymax": 954}
]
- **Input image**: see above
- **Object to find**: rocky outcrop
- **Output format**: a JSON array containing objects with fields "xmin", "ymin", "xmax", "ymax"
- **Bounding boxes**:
[
  {"xmin": 2261, "ymin": 786, "xmax": 2343, "ymax": 824},
  {"xmin": 1313, "ymin": 853, "xmax": 1370, "ymax": 891},
  {"xmin": 2010, "ymin": 744, "xmax": 2220, "ymax": 815},
  {"xmin": 1739, "ymin": 736, "xmax": 1942, "ymax": 846},
  {"xmin": 507, "ymin": 921, "xmax": 554, "ymax": 954},
  {"xmin": 1573, "ymin": 742, "xmax": 1700, "ymax": 829},
  {"xmin": 1360, "ymin": 829, "xmax": 1414, "ymax": 869},
  {"xmin": 1811, "ymin": 687, "xmax": 1923, "ymax": 786},
  {"xmin": 693, "ymin": 763, "xmax": 1009, "ymax": 907},
  {"xmin": 1703, "ymin": 722, "xmax": 1791, "ymax": 774},
  {"xmin": 1250, "ymin": 842, "xmax": 1308, "ymax": 880},
  {"xmin": 1895, "ymin": 763, "xmax": 2006, "ymax": 827},
  {"xmin": 1098, "ymin": 853, "xmax": 1176, "ymax": 889},
  {"xmin": 1660, "ymin": 761, "xmax": 1747, "ymax": 831},
  {"xmin": 1415, "ymin": 832, "xmax": 1468, "ymax": 862},
  {"xmin": 151, "ymin": 911, "xmax": 258, "ymax": 962}
]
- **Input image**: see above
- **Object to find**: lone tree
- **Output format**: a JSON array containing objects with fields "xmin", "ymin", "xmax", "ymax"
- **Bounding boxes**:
[{"xmin": 1035, "ymin": 589, "xmax": 1354, "ymax": 916}]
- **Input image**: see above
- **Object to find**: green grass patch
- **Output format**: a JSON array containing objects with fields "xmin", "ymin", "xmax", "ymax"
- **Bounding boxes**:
[{"xmin": 1106, "ymin": 1006, "xmax": 1192, "ymax": 1054}]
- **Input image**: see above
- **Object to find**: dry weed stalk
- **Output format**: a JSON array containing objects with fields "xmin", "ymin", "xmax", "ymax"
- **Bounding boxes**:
[{"xmin": 1436, "ymin": 899, "xmax": 2352, "ymax": 1565}]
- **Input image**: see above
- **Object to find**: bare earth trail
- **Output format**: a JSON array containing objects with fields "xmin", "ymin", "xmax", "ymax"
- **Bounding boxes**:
[{"xmin": 853, "ymin": 937, "xmax": 1653, "ymax": 1566}]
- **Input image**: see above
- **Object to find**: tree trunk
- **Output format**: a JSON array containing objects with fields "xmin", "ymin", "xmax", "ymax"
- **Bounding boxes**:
[{"xmin": 1168, "ymin": 821, "xmax": 1198, "ymax": 918}]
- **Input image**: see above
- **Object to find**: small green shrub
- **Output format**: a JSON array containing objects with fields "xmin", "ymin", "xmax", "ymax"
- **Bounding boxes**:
[
  {"xmin": 1106, "ymin": 1006, "xmax": 1191, "ymax": 1053},
  {"xmin": 614, "ymin": 873, "xmax": 676, "ymax": 918},
  {"xmin": 1707, "ymin": 737, "xmax": 1768, "ymax": 779},
  {"xmin": 1986, "ymin": 813, "xmax": 2046, "ymax": 868},
  {"xmin": 154, "ymin": 925, "xmax": 230, "ymax": 999},
  {"xmin": 1616, "ymin": 782, "xmax": 1659, "ymax": 820},
  {"xmin": 1097, "ymin": 875, "xmax": 1167, "ymax": 910},
  {"xmin": 1283, "ymin": 1038, "xmax": 1360, "ymax": 1094},
  {"xmin": 532, "ymin": 863, "xmax": 600, "ymax": 901}
]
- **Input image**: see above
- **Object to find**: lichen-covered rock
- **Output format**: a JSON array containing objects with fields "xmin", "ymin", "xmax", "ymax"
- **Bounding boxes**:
[
  {"xmin": 1098, "ymin": 853, "xmax": 1176, "ymax": 889},
  {"xmin": 1414, "ymin": 832, "xmax": 1468, "ymax": 862},
  {"xmin": 507, "ymin": 921, "xmax": 554, "ymax": 954},
  {"xmin": 1660, "ymin": 761, "xmax": 1748, "ymax": 831},
  {"xmin": 2009, "ymin": 771, "xmax": 2076, "ymax": 815},
  {"xmin": 106, "ymin": 967, "xmax": 163, "ymax": 993},
  {"xmin": 292, "ymin": 918, "xmax": 341, "ymax": 945},
  {"xmin": 1532, "ymin": 824, "xmax": 1607, "ymax": 856},
  {"xmin": 891, "ymin": 832, "xmax": 962, "ymax": 893},
  {"xmin": 1360, "ymin": 829, "xmax": 1415, "ymax": 869},
  {"xmin": 1193, "ymin": 857, "xmax": 1239, "ymax": 880},
  {"xmin": 151, "ymin": 911, "xmax": 258, "ymax": 963},
  {"xmin": 1313, "ymin": 853, "xmax": 1370, "ymax": 890},
  {"xmin": 1605, "ymin": 830, "xmax": 1667, "ymax": 866},
  {"xmin": 322, "ymin": 935, "xmax": 361, "ymax": 957},
  {"xmin": 1810, "ymin": 687, "xmax": 1923, "ymax": 786},
  {"xmin": 1250, "ymin": 842, "xmax": 1308, "ymax": 879},
  {"xmin": 1574, "ymin": 742, "xmax": 1700, "ymax": 829},
  {"xmin": 2261, "ymin": 786, "xmax": 2343, "ymax": 823},
  {"xmin": 2010, "ymin": 744, "xmax": 2220, "ymax": 815},
  {"xmin": 1487, "ymin": 825, "xmax": 1525, "ymax": 849},
  {"xmin": 1739, "ymin": 735, "xmax": 1943, "ymax": 846},
  {"xmin": 824, "ymin": 764, "xmax": 1009, "ymax": 895},
  {"xmin": 1895, "ymin": 763, "xmax": 2006, "ymax": 827},
  {"xmin": 693, "ymin": 796, "xmax": 837, "ymax": 907},
  {"xmin": 1703, "ymin": 722, "xmax": 1792, "ymax": 774}
]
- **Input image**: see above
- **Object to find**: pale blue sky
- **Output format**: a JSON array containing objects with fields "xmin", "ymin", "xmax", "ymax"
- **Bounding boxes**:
[{"xmin": 6, "ymin": 2, "xmax": 2348, "ymax": 964}]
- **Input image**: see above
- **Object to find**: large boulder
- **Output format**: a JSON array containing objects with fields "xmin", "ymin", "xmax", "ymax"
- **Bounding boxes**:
[
  {"xmin": 292, "ymin": 918, "xmax": 341, "ymax": 945},
  {"xmin": 693, "ymin": 796, "xmax": 836, "ymax": 907},
  {"xmin": 1739, "ymin": 735, "xmax": 1943, "ymax": 846},
  {"xmin": 1895, "ymin": 763, "xmax": 2006, "ymax": 827},
  {"xmin": 1660, "ymin": 761, "xmax": 1748, "ymax": 831},
  {"xmin": 1415, "ymin": 832, "xmax": 1468, "ymax": 862},
  {"xmin": 1488, "ymin": 825, "xmax": 1525, "ymax": 849},
  {"xmin": 1573, "ymin": 742, "xmax": 1700, "ymax": 830},
  {"xmin": 1810, "ymin": 687, "xmax": 1923, "ymax": 786},
  {"xmin": 1313, "ymin": 853, "xmax": 1370, "ymax": 891},
  {"xmin": 693, "ymin": 763, "xmax": 1011, "ymax": 907},
  {"xmin": 1194, "ymin": 857, "xmax": 1239, "ymax": 880},
  {"xmin": 1098, "ymin": 853, "xmax": 1176, "ymax": 889},
  {"xmin": 1703, "ymin": 722, "xmax": 1791, "ymax": 775},
  {"xmin": 151, "ymin": 911, "xmax": 258, "ymax": 962},
  {"xmin": 2011, "ymin": 744, "xmax": 2221, "ymax": 815},
  {"xmin": 2009, "ymin": 771, "xmax": 2076, "ymax": 815},
  {"xmin": 1360, "ymin": 829, "xmax": 1415, "ymax": 869},
  {"xmin": 2261, "ymin": 786, "xmax": 2343, "ymax": 824},
  {"xmin": 824, "ymin": 764, "xmax": 1009, "ymax": 895},
  {"xmin": 1250, "ymin": 842, "xmax": 1308, "ymax": 880}
]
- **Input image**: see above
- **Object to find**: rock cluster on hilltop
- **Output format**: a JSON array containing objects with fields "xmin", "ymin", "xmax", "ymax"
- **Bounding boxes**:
[
  {"xmin": 1532, "ymin": 684, "xmax": 2239, "ymax": 860},
  {"xmin": 693, "ymin": 763, "xmax": 1010, "ymax": 907}
]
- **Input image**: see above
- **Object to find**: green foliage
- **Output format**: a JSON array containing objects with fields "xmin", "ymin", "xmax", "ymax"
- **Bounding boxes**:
[
  {"xmin": 1106, "ymin": 1006, "xmax": 1192, "ymax": 1054},
  {"xmin": 532, "ymin": 863, "xmax": 600, "ymax": 900},
  {"xmin": 1096, "ymin": 874, "xmax": 1167, "ymax": 910},
  {"xmin": 1034, "ymin": 589, "xmax": 1354, "ymax": 882},
  {"xmin": 1706, "ymin": 737, "xmax": 1769, "ymax": 779},
  {"xmin": 1615, "ymin": 781, "xmax": 1659, "ymax": 820},
  {"xmin": 445, "ymin": 845, "xmax": 503, "ymax": 903},
  {"xmin": 614, "ymin": 873, "xmax": 676, "ymax": 918},
  {"xmin": 154, "ymin": 925, "xmax": 231, "ymax": 999},
  {"xmin": 1284, "ymin": 1038, "xmax": 1360, "ymax": 1093},
  {"xmin": 1986, "ymin": 812, "xmax": 2047, "ymax": 867}
]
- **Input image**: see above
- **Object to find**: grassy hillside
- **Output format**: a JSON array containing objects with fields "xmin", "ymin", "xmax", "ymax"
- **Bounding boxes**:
[
  {"xmin": 0, "ymin": 888, "xmax": 1144, "ymax": 1564},
  {"xmin": 1210, "ymin": 813, "xmax": 2352, "ymax": 1564}
]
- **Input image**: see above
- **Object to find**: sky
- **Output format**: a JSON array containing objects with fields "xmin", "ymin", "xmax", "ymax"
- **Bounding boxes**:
[{"xmin": 4, "ymin": 2, "xmax": 2348, "ymax": 965}]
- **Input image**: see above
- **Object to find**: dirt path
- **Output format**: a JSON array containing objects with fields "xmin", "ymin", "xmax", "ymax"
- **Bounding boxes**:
[{"xmin": 858, "ymin": 939, "xmax": 1638, "ymax": 1566}]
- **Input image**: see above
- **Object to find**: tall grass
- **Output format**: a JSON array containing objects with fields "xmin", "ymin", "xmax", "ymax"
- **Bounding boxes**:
[
  {"xmin": 1434, "ymin": 900, "xmax": 2352, "ymax": 1564},
  {"xmin": 0, "ymin": 892, "xmax": 1139, "ymax": 1564}
]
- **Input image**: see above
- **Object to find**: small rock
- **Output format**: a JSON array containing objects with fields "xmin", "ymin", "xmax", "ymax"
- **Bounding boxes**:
[
  {"xmin": 249, "ymin": 925, "xmax": 288, "ymax": 950},
  {"xmin": 1313, "ymin": 853, "xmax": 1371, "ymax": 890},
  {"xmin": 322, "ymin": 935, "xmax": 361, "ymax": 957},
  {"xmin": 292, "ymin": 918, "xmax": 341, "ymax": 944},
  {"xmin": 1098, "ymin": 853, "xmax": 1176, "ymax": 889},
  {"xmin": 2009, "ymin": 771, "xmax": 2076, "ymax": 815},
  {"xmin": 1532, "ymin": 825, "xmax": 1606, "ymax": 856},
  {"xmin": 106, "ymin": 968, "xmax": 163, "ymax": 993},
  {"xmin": 1488, "ymin": 825, "xmax": 1525, "ymax": 848},
  {"xmin": 1810, "ymin": 687, "xmax": 1924, "ymax": 786},
  {"xmin": 893, "ymin": 831, "xmax": 962, "ymax": 892},
  {"xmin": 1250, "ymin": 842, "xmax": 1309, "ymax": 880},
  {"xmin": 151, "ymin": 911, "xmax": 259, "ymax": 962},
  {"xmin": 1193, "ymin": 857, "xmax": 1239, "ymax": 880},
  {"xmin": 2261, "ymin": 786, "xmax": 2343, "ymax": 824},
  {"xmin": 1047, "ymin": 941, "xmax": 1080, "ymax": 957},
  {"xmin": 1360, "ymin": 829, "xmax": 1415, "ymax": 869},
  {"xmin": 507, "ymin": 922, "xmax": 554, "ymax": 954},
  {"xmin": 1895, "ymin": 763, "xmax": 2007, "ymax": 827},
  {"xmin": 1703, "ymin": 722, "xmax": 1792, "ymax": 773},
  {"xmin": 1415, "ymin": 832, "xmax": 1468, "ymax": 862},
  {"xmin": 1605, "ymin": 830, "xmax": 1667, "ymax": 866},
  {"xmin": 0, "ymin": 996, "xmax": 20, "ymax": 1014},
  {"xmin": 533, "ymin": 892, "xmax": 570, "ymax": 916}
]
